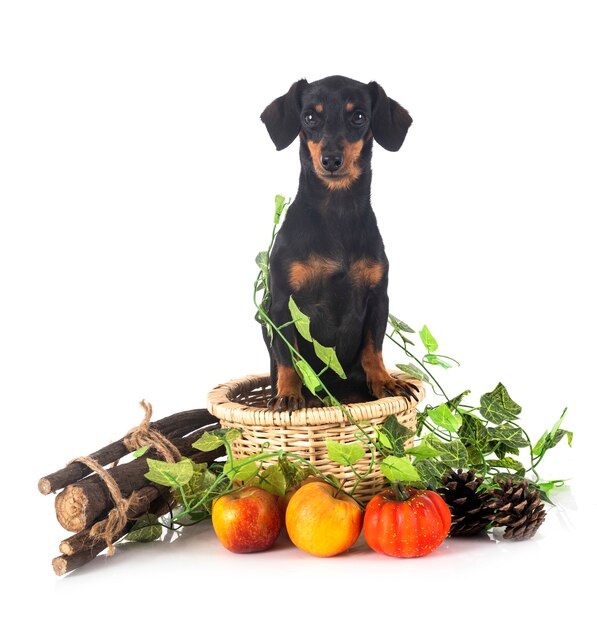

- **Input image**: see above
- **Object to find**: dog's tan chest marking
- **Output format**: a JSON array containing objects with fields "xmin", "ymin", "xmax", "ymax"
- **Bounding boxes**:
[
  {"xmin": 349, "ymin": 259, "xmax": 385, "ymax": 288},
  {"xmin": 288, "ymin": 255, "xmax": 342, "ymax": 290}
]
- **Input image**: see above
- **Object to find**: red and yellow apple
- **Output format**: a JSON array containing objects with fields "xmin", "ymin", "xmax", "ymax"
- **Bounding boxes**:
[
  {"xmin": 285, "ymin": 481, "xmax": 363, "ymax": 557},
  {"xmin": 212, "ymin": 486, "xmax": 282, "ymax": 553}
]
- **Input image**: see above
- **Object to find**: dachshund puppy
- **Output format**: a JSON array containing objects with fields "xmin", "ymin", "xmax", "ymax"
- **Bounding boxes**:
[{"xmin": 261, "ymin": 75, "xmax": 417, "ymax": 412}]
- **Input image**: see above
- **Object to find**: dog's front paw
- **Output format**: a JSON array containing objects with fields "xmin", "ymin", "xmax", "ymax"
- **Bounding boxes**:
[
  {"xmin": 267, "ymin": 393, "xmax": 306, "ymax": 414},
  {"xmin": 369, "ymin": 376, "xmax": 420, "ymax": 403}
]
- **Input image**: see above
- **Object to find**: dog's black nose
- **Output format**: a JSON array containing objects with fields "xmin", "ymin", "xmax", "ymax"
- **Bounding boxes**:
[{"xmin": 320, "ymin": 152, "xmax": 344, "ymax": 173}]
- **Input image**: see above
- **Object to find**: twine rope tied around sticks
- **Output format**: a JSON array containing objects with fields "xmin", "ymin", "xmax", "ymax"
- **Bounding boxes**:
[
  {"xmin": 69, "ymin": 400, "xmax": 181, "ymax": 556},
  {"xmin": 124, "ymin": 399, "xmax": 182, "ymax": 464},
  {"xmin": 69, "ymin": 456, "xmax": 142, "ymax": 556}
]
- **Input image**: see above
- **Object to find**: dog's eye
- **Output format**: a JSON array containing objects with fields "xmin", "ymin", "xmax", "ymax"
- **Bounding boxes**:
[
  {"xmin": 351, "ymin": 111, "xmax": 367, "ymax": 126},
  {"xmin": 304, "ymin": 112, "xmax": 319, "ymax": 126}
]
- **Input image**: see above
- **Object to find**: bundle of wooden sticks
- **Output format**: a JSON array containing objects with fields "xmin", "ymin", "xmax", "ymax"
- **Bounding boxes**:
[{"xmin": 38, "ymin": 404, "xmax": 223, "ymax": 576}]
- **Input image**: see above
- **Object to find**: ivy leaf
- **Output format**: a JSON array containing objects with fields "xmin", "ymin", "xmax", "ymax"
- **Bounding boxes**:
[
  {"xmin": 419, "ymin": 325, "xmax": 438, "ymax": 353},
  {"xmin": 534, "ymin": 428, "xmax": 573, "ymax": 456},
  {"xmin": 223, "ymin": 454, "xmax": 265, "ymax": 483},
  {"xmin": 532, "ymin": 431, "xmax": 549, "ymax": 457},
  {"xmin": 447, "ymin": 390, "xmax": 471, "ymax": 411},
  {"xmin": 255, "ymin": 250, "xmax": 269, "ymax": 276},
  {"xmin": 425, "ymin": 436, "xmax": 468, "ymax": 468},
  {"xmin": 395, "ymin": 363, "xmax": 430, "ymax": 383},
  {"xmin": 258, "ymin": 464, "xmax": 287, "ymax": 497},
  {"xmin": 132, "ymin": 445, "xmax": 150, "ymax": 459},
  {"xmin": 532, "ymin": 409, "xmax": 572, "ymax": 456},
  {"xmin": 427, "ymin": 403, "xmax": 462, "ymax": 432},
  {"xmin": 424, "ymin": 354, "xmax": 452, "ymax": 369},
  {"xmin": 480, "ymin": 382, "xmax": 522, "ymax": 424},
  {"xmin": 326, "ymin": 440, "xmax": 366, "ymax": 466},
  {"xmin": 255, "ymin": 277, "xmax": 266, "ymax": 292},
  {"xmin": 176, "ymin": 462, "xmax": 219, "ymax": 508},
  {"xmin": 536, "ymin": 478, "xmax": 567, "ymax": 499},
  {"xmin": 413, "ymin": 458, "xmax": 448, "ymax": 490},
  {"xmin": 487, "ymin": 457, "xmax": 525, "ymax": 473},
  {"xmin": 378, "ymin": 416, "xmax": 415, "ymax": 455},
  {"xmin": 313, "ymin": 340, "xmax": 347, "ymax": 379},
  {"xmin": 192, "ymin": 428, "xmax": 240, "ymax": 452},
  {"xmin": 493, "ymin": 441, "xmax": 521, "ymax": 460},
  {"xmin": 288, "ymin": 296, "xmax": 312, "ymax": 342},
  {"xmin": 277, "ymin": 456, "xmax": 312, "ymax": 490},
  {"xmin": 145, "ymin": 457, "xmax": 194, "ymax": 488},
  {"xmin": 384, "ymin": 415, "xmax": 415, "ymax": 442},
  {"xmin": 295, "ymin": 359, "xmax": 322, "ymax": 394},
  {"xmin": 459, "ymin": 412, "xmax": 488, "ymax": 448},
  {"xmin": 406, "ymin": 442, "xmax": 441, "ymax": 459},
  {"xmin": 466, "ymin": 444, "xmax": 485, "ymax": 469},
  {"xmin": 380, "ymin": 455, "xmax": 421, "ymax": 483},
  {"xmin": 388, "ymin": 314, "xmax": 415, "ymax": 334},
  {"xmin": 274, "ymin": 194, "xmax": 287, "ymax": 224},
  {"xmin": 377, "ymin": 429, "xmax": 391, "ymax": 449},
  {"xmin": 124, "ymin": 514, "xmax": 162, "ymax": 543},
  {"xmin": 487, "ymin": 424, "xmax": 529, "ymax": 448}
]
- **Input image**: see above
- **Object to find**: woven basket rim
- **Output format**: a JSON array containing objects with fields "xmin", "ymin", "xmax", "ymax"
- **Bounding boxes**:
[{"xmin": 206, "ymin": 371, "xmax": 425, "ymax": 427}]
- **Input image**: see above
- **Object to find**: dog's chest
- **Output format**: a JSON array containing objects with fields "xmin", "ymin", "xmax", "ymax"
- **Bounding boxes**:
[{"xmin": 287, "ymin": 254, "xmax": 384, "ymax": 293}]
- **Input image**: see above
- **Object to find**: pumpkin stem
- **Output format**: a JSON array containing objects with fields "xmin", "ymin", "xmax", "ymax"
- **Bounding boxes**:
[{"xmin": 393, "ymin": 481, "xmax": 411, "ymax": 502}]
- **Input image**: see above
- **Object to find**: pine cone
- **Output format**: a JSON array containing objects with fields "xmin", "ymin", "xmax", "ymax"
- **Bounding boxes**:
[
  {"xmin": 486, "ymin": 477, "xmax": 546, "ymax": 540},
  {"xmin": 439, "ymin": 469, "xmax": 491, "ymax": 536}
]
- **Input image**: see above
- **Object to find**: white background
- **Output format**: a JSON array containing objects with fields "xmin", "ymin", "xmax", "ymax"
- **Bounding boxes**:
[{"xmin": 1, "ymin": 1, "xmax": 595, "ymax": 623}]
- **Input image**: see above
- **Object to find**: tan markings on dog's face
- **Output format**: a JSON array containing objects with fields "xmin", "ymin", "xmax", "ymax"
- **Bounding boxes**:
[
  {"xmin": 307, "ymin": 139, "xmax": 364, "ymax": 191},
  {"xmin": 315, "ymin": 103, "xmax": 324, "ymax": 113},
  {"xmin": 306, "ymin": 139, "xmax": 323, "ymax": 172},
  {"xmin": 350, "ymin": 259, "xmax": 385, "ymax": 288},
  {"xmin": 288, "ymin": 255, "xmax": 342, "ymax": 290},
  {"xmin": 345, "ymin": 102, "xmax": 355, "ymax": 112}
]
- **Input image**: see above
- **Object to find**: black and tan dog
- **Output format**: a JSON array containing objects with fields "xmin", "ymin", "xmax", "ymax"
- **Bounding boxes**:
[{"xmin": 260, "ymin": 75, "xmax": 418, "ymax": 412}]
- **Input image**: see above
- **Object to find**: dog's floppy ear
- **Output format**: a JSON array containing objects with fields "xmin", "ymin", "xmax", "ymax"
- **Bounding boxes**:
[
  {"xmin": 260, "ymin": 79, "xmax": 308, "ymax": 150},
  {"xmin": 368, "ymin": 81, "xmax": 412, "ymax": 152}
]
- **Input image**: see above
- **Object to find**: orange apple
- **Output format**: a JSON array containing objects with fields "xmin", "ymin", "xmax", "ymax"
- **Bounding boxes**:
[
  {"xmin": 212, "ymin": 486, "xmax": 282, "ymax": 553},
  {"xmin": 277, "ymin": 477, "xmax": 321, "ymax": 520},
  {"xmin": 285, "ymin": 481, "xmax": 363, "ymax": 557}
]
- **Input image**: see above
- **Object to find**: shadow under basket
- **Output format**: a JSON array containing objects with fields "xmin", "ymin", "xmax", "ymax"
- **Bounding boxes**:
[{"xmin": 206, "ymin": 372, "xmax": 425, "ymax": 503}]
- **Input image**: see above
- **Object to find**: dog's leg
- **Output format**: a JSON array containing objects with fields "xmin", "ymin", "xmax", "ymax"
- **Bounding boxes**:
[
  {"xmin": 266, "ymin": 297, "xmax": 305, "ymax": 413},
  {"xmin": 360, "ymin": 285, "xmax": 419, "ymax": 402}
]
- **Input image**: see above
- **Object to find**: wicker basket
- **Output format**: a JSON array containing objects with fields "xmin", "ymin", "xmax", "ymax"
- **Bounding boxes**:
[{"xmin": 206, "ymin": 372, "xmax": 425, "ymax": 502}]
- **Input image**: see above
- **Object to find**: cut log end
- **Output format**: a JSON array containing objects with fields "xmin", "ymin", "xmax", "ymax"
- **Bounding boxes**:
[
  {"xmin": 38, "ymin": 477, "xmax": 52, "ymax": 495},
  {"xmin": 52, "ymin": 556, "xmax": 68, "ymax": 577},
  {"xmin": 55, "ymin": 485, "xmax": 90, "ymax": 532},
  {"xmin": 52, "ymin": 546, "xmax": 106, "ymax": 576},
  {"xmin": 59, "ymin": 538, "xmax": 75, "ymax": 556}
]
